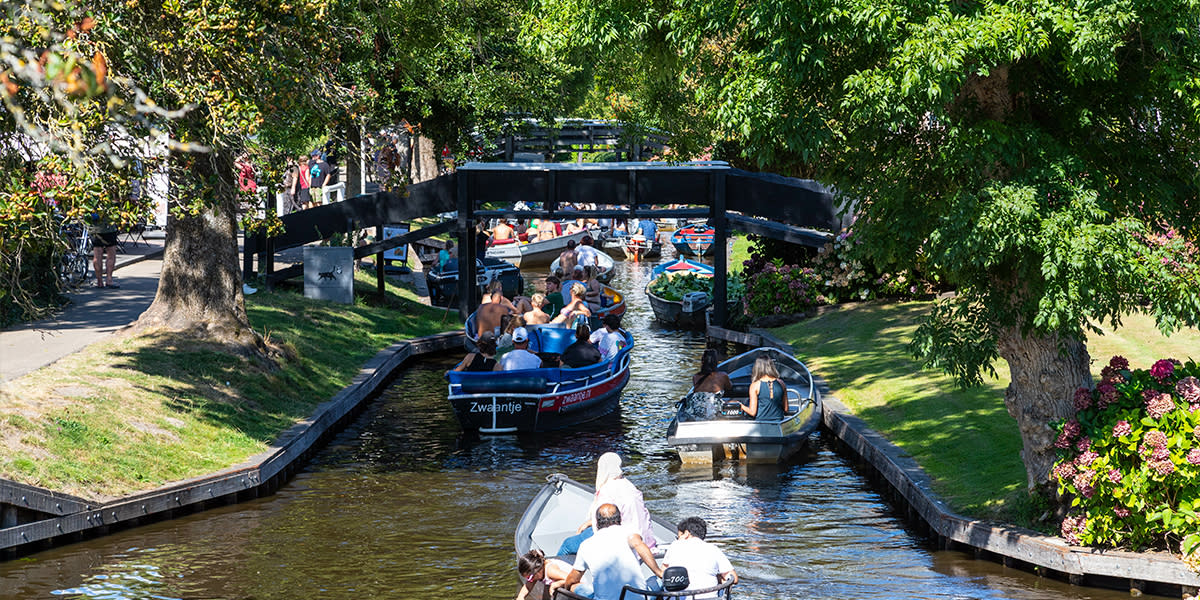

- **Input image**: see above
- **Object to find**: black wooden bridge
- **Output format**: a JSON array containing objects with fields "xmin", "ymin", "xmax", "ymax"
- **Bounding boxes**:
[{"xmin": 243, "ymin": 161, "xmax": 847, "ymax": 325}]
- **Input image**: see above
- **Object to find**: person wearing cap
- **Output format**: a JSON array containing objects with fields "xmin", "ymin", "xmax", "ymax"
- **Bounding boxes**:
[
  {"xmin": 497, "ymin": 327, "xmax": 542, "ymax": 371},
  {"xmin": 660, "ymin": 517, "xmax": 737, "ymax": 599},
  {"xmin": 308, "ymin": 150, "xmax": 332, "ymax": 205}
]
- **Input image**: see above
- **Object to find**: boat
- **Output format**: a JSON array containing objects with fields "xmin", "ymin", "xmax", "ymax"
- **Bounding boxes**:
[
  {"xmin": 670, "ymin": 223, "xmax": 716, "ymax": 257},
  {"xmin": 551, "ymin": 251, "xmax": 615, "ymax": 284},
  {"xmin": 622, "ymin": 233, "xmax": 662, "ymax": 261},
  {"xmin": 645, "ymin": 259, "xmax": 717, "ymax": 330},
  {"xmin": 465, "ymin": 285, "xmax": 627, "ymax": 351},
  {"xmin": 446, "ymin": 326, "xmax": 634, "ymax": 433},
  {"xmin": 487, "ymin": 229, "xmax": 591, "ymax": 268},
  {"xmin": 666, "ymin": 346, "xmax": 822, "ymax": 464},
  {"xmin": 516, "ymin": 474, "xmax": 736, "ymax": 599},
  {"xmin": 425, "ymin": 257, "xmax": 523, "ymax": 307},
  {"xmin": 600, "ymin": 228, "xmax": 628, "ymax": 254}
]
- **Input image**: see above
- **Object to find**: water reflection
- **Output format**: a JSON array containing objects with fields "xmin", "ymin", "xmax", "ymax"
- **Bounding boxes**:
[{"xmin": 0, "ymin": 254, "xmax": 1166, "ymax": 599}]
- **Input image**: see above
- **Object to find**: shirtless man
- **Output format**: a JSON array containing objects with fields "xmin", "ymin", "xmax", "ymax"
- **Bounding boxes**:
[
  {"xmin": 475, "ymin": 281, "xmax": 516, "ymax": 338},
  {"xmin": 558, "ymin": 240, "xmax": 578, "ymax": 275},
  {"xmin": 492, "ymin": 219, "xmax": 515, "ymax": 243},
  {"xmin": 523, "ymin": 293, "xmax": 551, "ymax": 325}
]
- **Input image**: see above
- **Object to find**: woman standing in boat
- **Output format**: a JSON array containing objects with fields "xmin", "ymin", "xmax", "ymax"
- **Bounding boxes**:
[{"xmin": 741, "ymin": 355, "xmax": 787, "ymax": 421}]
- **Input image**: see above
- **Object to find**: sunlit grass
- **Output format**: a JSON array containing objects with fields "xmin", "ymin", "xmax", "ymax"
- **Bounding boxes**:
[
  {"xmin": 0, "ymin": 270, "xmax": 453, "ymax": 499},
  {"xmin": 772, "ymin": 301, "xmax": 1200, "ymax": 526}
]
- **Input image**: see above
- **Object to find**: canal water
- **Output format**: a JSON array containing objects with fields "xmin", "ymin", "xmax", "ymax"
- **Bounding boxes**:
[{"xmin": 0, "ymin": 252, "xmax": 1157, "ymax": 599}]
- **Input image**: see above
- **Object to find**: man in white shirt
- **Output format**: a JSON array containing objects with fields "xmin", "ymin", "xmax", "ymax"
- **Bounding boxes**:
[
  {"xmin": 661, "ymin": 516, "xmax": 738, "ymax": 599},
  {"xmin": 558, "ymin": 503, "xmax": 663, "ymax": 600},
  {"xmin": 576, "ymin": 235, "xmax": 601, "ymax": 269},
  {"xmin": 589, "ymin": 314, "xmax": 625, "ymax": 362},
  {"xmin": 497, "ymin": 327, "xmax": 542, "ymax": 371}
]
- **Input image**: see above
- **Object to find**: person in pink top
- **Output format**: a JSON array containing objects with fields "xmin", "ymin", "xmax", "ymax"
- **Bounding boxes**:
[{"xmin": 557, "ymin": 452, "xmax": 656, "ymax": 556}]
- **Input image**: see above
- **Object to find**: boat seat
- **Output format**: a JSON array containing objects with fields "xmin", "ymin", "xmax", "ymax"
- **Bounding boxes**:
[{"xmin": 459, "ymin": 377, "xmax": 548, "ymax": 394}]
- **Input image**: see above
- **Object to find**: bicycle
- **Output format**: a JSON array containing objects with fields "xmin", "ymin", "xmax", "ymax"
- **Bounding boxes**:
[{"xmin": 57, "ymin": 219, "xmax": 92, "ymax": 287}]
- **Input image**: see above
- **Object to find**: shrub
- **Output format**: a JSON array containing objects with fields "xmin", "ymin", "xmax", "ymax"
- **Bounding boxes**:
[
  {"xmin": 1052, "ymin": 356, "xmax": 1200, "ymax": 561},
  {"xmin": 742, "ymin": 259, "xmax": 825, "ymax": 316}
]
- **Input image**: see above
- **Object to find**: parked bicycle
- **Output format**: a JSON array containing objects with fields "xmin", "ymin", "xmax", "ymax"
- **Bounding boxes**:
[{"xmin": 57, "ymin": 218, "xmax": 92, "ymax": 287}]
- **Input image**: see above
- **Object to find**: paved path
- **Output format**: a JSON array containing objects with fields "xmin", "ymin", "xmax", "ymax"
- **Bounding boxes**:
[{"xmin": 0, "ymin": 234, "xmax": 165, "ymax": 383}]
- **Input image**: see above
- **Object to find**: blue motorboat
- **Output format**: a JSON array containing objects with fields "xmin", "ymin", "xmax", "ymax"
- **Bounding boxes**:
[
  {"xmin": 446, "ymin": 325, "xmax": 634, "ymax": 433},
  {"xmin": 670, "ymin": 222, "xmax": 716, "ymax": 257}
]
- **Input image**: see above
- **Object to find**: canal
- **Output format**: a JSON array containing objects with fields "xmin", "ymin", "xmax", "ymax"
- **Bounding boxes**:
[{"xmin": 0, "ymin": 253, "xmax": 1157, "ymax": 599}]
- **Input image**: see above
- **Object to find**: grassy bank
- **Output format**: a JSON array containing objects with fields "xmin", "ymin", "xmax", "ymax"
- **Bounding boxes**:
[
  {"xmin": 0, "ymin": 271, "xmax": 453, "ymax": 500},
  {"xmin": 771, "ymin": 302, "xmax": 1200, "ymax": 525}
]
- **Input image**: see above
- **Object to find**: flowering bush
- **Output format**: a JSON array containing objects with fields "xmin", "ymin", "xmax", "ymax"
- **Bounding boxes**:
[
  {"xmin": 1052, "ymin": 356, "xmax": 1200, "ymax": 561},
  {"xmin": 742, "ymin": 258, "xmax": 825, "ymax": 316}
]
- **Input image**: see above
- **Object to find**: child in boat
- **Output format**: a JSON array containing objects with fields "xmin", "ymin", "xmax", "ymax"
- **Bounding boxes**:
[
  {"xmin": 523, "ymin": 293, "xmax": 551, "ymax": 325},
  {"xmin": 514, "ymin": 549, "xmax": 571, "ymax": 600}
]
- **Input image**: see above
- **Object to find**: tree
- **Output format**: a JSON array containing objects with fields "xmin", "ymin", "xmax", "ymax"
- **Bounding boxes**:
[{"xmin": 535, "ymin": 0, "xmax": 1200, "ymax": 497}]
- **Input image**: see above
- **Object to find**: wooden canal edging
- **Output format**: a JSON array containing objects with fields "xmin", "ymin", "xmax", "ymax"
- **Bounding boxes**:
[
  {"xmin": 707, "ymin": 322, "xmax": 1200, "ymax": 598},
  {"xmin": 0, "ymin": 330, "xmax": 464, "ymax": 560}
]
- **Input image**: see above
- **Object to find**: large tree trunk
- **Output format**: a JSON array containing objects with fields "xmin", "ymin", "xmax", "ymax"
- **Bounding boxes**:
[
  {"xmin": 996, "ymin": 327, "xmax": 1091, "ymax": 495},
  {"xmin": 132, "ymin": 150, "xmax": 263, "ymax": 354}
]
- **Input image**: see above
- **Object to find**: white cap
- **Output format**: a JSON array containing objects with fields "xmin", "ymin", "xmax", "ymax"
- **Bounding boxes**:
[{"xmin": 512, "ymin": 327, "xmax": 529, "ymax": 343}]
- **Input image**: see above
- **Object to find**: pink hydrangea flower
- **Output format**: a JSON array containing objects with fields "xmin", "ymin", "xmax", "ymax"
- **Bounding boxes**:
[
  {"xmin": 1109, "ymin": 356, "xmax": 1130, "ymax": 371},
  {"xmin": 1075, "ymin": 437, "xmax": 1091, "ymax": 453},
  {"xmin": 1178, "ymin": 376, "xmax": 1200, "ymax": 404},
  {"xmin": 1114, "ymin": 506, "xmax": 1130, "ymax": 519},
  {"xmin": 1061, "ymin": 514, "xmax": 1088, "ymax": 545},
  {"xmin": 1073, "ymin": 387, "xmax": 1093, "ymax": 411},
  {"xmin": 1074, "ymin": 450, "xmax": 1099, "ymax": 467},
  {"xmin": 1107, "ymin": 468, "xmax": 1122, "ymax": 484},
  {"xmin": 1193, "ymin": 425, "xmax": 1200, "ymax": 440},
  {"xmin": 1053, "ymin": 462, "xmax": 1077, "ymax": 481},
  {"xmin": 1188, "ymin": 449, "xmax": 1200, "ymax": 465},
  {"xmin": 1146, "ymin": 392, "xmax": 1176, "ymax": 419},
  {"xmin": 1145, "ymin": 430, "xmax": 1168, "ymax": 447},
  {"xmin": 1151, "ymin": 359, "xmax": 1176, "ymax": 382},
  {"xmin": 1112, "ymin": 420, "xmax": 1132, "ymax": 438},
  {"xmin": 1096, "ymin": 382, "xmax": 1118, "ymax": 408},
  {"xmin": 1151, "ymin": 459, "xmax": 1176, "ymax": 476},
  {"xmin": 1063, "ymin": 419, "xmax": 1081, "ymax": 438}
]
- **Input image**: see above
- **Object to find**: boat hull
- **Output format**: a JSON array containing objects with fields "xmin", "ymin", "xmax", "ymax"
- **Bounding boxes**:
[
  {"xmin": 425, "ymin": 258, "xmax": 522, "ymax": 307},
  {"xmin": 550, "ymin": 251, "xmax": 615, "ymax": 283},
  {"xmin": 486, "ymin": 229, "xmax": 590, "ymax": 267},
  {"xmin": 646, "ymin": 289, "xmax": 707, "ymax": 329},
  {"xmin": 670, "ymin": 224, "xmax": 716, "ymax": 257},
  {"xmin": 666, "ymin": 347, "xmax": 823, "ymax": 464}
]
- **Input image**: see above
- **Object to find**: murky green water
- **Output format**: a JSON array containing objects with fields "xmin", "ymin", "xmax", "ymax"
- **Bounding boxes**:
[{"xmin": 0, "ymin": 254, "xmax": 1161, "ymax": 599}]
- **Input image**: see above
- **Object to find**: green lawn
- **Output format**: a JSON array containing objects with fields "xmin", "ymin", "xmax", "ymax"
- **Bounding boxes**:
[
  {"xmin": 771, "ymin": 302, "xmax": 1200, "ymax": 525},
  {"xmin": 727, "ymin": 235, "xmax": 751, "ymax": 272},
  {"xmin": 0, "ymin": 270, "xmax": 453, "ymax": 499}
]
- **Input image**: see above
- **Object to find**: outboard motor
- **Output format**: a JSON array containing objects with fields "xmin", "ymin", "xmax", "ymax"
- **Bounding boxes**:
[
  {"xmin": 662, "ymin": 566, "xmax": 690, "ymax": 592},
  {"xmin": 681, "ymin": 291, "xmax": 711, "ymax": 314}
]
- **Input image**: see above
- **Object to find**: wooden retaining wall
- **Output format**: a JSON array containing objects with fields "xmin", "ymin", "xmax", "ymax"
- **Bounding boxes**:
[
  {"xmin": 708, "ymin": 323, "xmax": 1200, "ymax": 599},
  {"xmin": 0, "ymin": 331, "xmax": 463, "ymax": 560}
]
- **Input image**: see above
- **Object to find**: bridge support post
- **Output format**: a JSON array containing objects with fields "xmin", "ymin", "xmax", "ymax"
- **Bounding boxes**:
[
  {"xmin": 376, "ymin": 224, "xmax": 385, "ymax": 297},
  {"xmin": 711, "ymin": 172, "xmax": 728, "ymax": 328},
  {"xmin": 457, "ymin": 173, "xmax": 478, "ymax": 320}
]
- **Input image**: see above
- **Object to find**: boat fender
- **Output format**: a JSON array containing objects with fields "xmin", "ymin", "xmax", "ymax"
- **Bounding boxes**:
[
  {"xmin": 663, "ymin": 566, "xmax": 690, "ymax": 592},
  {"xmin": 460, "ymin": 377, "xmax": 549, "ymax": 394}
]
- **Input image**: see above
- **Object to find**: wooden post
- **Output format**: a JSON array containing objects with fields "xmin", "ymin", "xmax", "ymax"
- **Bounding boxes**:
[
  {"xmin": 711, "ymin": 171, "xmax": 728, "ymax": 327},
  {"xmin": 457, "ymin": 172, "xmax": 478, "ymax": 319},
  {"xmin": 376, "ymin": 224, "xmax": 385, "ymax": 298},
  {"xmin": 505, "ymin": 135, "xmax": 514, "ymax": 162}
]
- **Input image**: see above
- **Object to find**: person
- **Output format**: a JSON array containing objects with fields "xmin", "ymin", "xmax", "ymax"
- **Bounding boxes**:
[
  {"xmin": 576, "ymin": 235, "xmax": 601, "ymax": 270},
  {"xmin": 559, "ymin": 323, "xmax": 602, "ymax": 368},
  {"xmin": 636, "ymin": 218, "xmax": 657, "ymax": 244},
  {"xmin": 89, "ymin": 214, "xmax": 120, "ymax": 288},
  {"xmin": 308, "ymin": 150, "xmax": 331, "ymax": 204},
  {"xmin": 543, "ymin": 276, "xmax": 566, "ymax": 317},
  {"xmin": 515, "ymin": 549, "xmax": 571, "ymax": 600},
  {"xmin": 558, "ymin": 452, "xmax": 657, "ymax": 556},
  {"xmin": 476, "ymin": 281, "xmax": 516, "ymax": 338},
  {"xmin": 693, "ymin": 350, "xmax": 733, "ymax": 394},
  {"xmin": 454, "ymin": 333, "xmax": 498, "ymax": 372},
  {"xmin": 497, "ymin": 314, "xmax": 526, "ymax": 353},
  {"xmin": 492, "ymin": 219, "xmax": 515, "ymax": 243},
  {"xmin": 476, "ymin": 222, "xmax": 491, "ymax": 253},
  {"xmin": 281, "ymin": 161, "xmax": 298, "ymax": 213},
  {"xmin": 498, "ymin": 327, "xmax": 542, "ymax": 371},
  {"xmin": 557, "ymin": 504, "xmax": 662, "ymax": 600},
  {"xmin": 588, "ymin": 314, "xmax": 625, "ymax": 362},
  {"xmin": 292, "ymin": 154, "xmax": 312, "ymax": 209},
  {"xmin": 514, "ymin": 218, "xmax": 529, "ymax": 238},
  {"xmin": 582, "ymin": 265, "xmax": 604, "ymax": 310},
  {"xmin": 741, "ymin": 355, "xmax": 787, "ymax": 421},
  {"xmin": 437, "ymin": 240, "xmax": 455, "ymax": 271},
  {"xmin": 550, "ymin": 282, "xmax": 591, "ymax": 326},
  {"xmin": 560, "ymin": 265, "xmax": 584, "ymax": 301},
  {"xmin": 558, "ymin": 240, "xmax": 579, "ymax": 275},
  {"xmin": 536, "ymin": 219, "xmax": 557, "ymax": 241},
  {"xmin": 661, "ymin": 517, "xmax": 738, "ymax": 599},
  {"xmin": 523, "ymin": 293, "xmax": 551, "ymax": 325}
]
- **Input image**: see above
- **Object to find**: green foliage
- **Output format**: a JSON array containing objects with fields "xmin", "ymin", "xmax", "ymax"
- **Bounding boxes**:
[
  {"xmin": 1052, "ymin": 357, "xmax": 1200, "ymax": 556},
  {"xmin": 647, "ymin": 271, "xmax": 744, "ymax": 303}
]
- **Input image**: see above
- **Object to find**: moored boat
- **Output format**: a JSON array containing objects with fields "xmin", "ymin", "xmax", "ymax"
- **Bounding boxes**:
[
  {"xmin": 551, "ymin": 251, "xmax": 615, "ymax": 283},
  {"xmin": 670, "ymin": 223, "xmax": 716, "ymax": 257},
  {"xmin": 446, "ymin": 326, "xmax": 634, "ymax": 433},
  {"xmin": 645, "ymin": 259, "xmax": 717, "ymax": 330},
  {"xmin": 487, "ymin": 229, "xmax": 590, "ymax": 268},
  {"xmin": 622, "ymin": 233, "xmax": 662, "ymax": 261},
  {"xmin": 666, "ymin": 347, "xmax": 822, "ymax": 464},
  {"xmin": 425, "ymin": 257, "xmax": 523, "ymax": 307}
]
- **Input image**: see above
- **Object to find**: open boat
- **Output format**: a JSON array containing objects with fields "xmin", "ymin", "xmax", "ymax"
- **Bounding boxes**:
[
  {"xmin": 516, "ymin": 474, "xmax": 735, "ymax": 600},
  {"xmin": 551, "ymin": 251, "xmax": 615, "ymax": 283},
  {"xmin": 425, "ymin": 257, "xmax": 523, "ymax": 307},
  {"xmin": 646, "ymin": 260, "xmax": 716, "ymax": 330},
  {"xmin": 487, "ymin": 229, "xmax": 591, "ymax": 268},
  {"xmin": 622, "ymin": 234, "xmax": 662, "ymax": 261},
  {"xmin": 465, "ymin": 285, "xmax": 627, "ymax": 351},
  {"xmin": 446, "ymin": 326, "xmax": 633, "ymax": 433},
  {"xmin": 666, "ymin": 347, "xmax": 822, "ymax": 464},
  {"xmin": 670, "ymin": 223, "xmax": 716, "ymax": 257}
]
